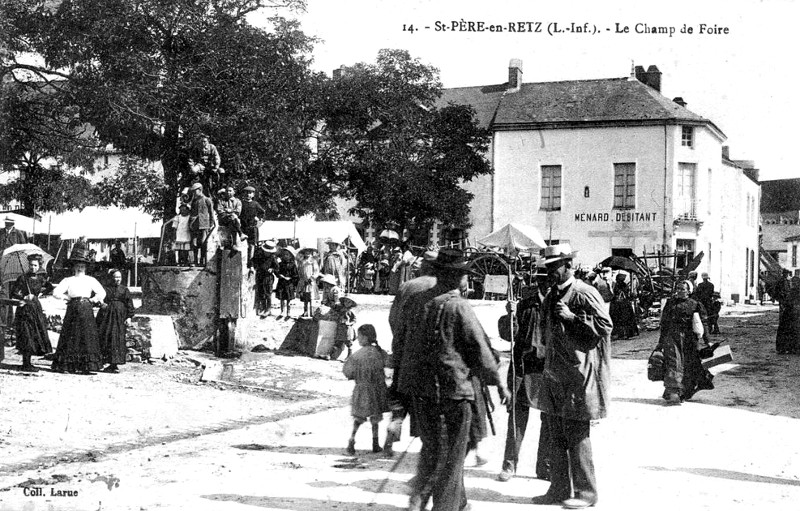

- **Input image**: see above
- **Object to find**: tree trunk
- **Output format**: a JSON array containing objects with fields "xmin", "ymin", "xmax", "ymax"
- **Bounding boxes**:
[{"xmin": 161, "ymin": 121, "xmax": 182, "ymax": 222}]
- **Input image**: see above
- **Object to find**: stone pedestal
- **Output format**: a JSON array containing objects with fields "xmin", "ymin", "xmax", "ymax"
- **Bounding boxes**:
[{"xmin": 139, "ymin": 248, "xmax": 257, "ymax": 351}]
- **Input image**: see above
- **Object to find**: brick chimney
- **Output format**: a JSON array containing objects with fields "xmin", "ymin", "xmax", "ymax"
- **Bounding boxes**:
[
  {"xmin": 722, "ymin": 146, "xmax": 730, "ymax": 160},
  {"xmin": 634, "ymin": 64, "xmax": 662, "ymax": 91},
  {"xmin": 508, "ymin": 59, "xmax": 523, "ymax": 92},
  {"xmin": 673, "ymin": 97, "xmax": 687, "ymax": 107}
]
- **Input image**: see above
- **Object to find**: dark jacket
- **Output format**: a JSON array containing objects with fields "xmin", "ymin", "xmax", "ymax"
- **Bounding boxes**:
[
  {"xmin": 190, "ymin": 193, "xmax": 215, "ymax": 230},
  {"xmin": 538, "ymin": 279, "xmax": 613, "ymax": 421},
  {"xmin": 239, "ymin": 200, "xmax": 265, "ymax": 229},
  {"xmin": 396, "ymin": 286, "xmax": 501, "ymax": 402},
  {"xmin": 0, "ymin": 227, "xmax": 28, "ymax": 251}
]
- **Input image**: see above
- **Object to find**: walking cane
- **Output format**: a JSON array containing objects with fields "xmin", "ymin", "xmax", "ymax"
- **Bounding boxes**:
[{"xmin": 507, "ymin": 260, "xmax": 517, "ymax": 450}]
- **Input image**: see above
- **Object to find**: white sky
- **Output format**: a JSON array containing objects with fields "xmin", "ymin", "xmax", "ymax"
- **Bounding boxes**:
[{"xmin": 252, "ymin": 0, "xmax": 799, "ymax": 181}]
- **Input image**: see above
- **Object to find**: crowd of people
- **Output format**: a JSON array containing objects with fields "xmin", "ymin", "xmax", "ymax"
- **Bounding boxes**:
[{"xmin": 338, "ymin": 242, "xmax": 747, "ymax": 510}]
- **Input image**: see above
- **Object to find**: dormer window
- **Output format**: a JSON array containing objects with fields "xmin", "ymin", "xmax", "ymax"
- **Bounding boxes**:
[{"xmin": 681, "ymin": 126, "xmax": 694, "ymax": 148}]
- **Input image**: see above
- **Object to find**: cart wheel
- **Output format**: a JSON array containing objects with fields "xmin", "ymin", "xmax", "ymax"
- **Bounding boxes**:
[{"xmin": 467, "ymin": 254, "xmax": 510, "ymax": 300}]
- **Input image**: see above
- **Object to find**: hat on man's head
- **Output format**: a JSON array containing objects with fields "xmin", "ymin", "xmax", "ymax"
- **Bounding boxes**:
[
  {"xmin": 701, "ymin": 272, "xmax": 709, "ymax": 279},
  {"xmin": 540, "ymin": 243, "xmax": 578, "ymax": 266},
  {"xmin": 340, "ymin": 296, "xmax": 357, "ymax": 309},
  {"xmin": 430, "ymin": 248, "xmax": 471, "ymax": 273},
  {"xmin": 262, "ymin": 239, "xmax": 277, "ymax": 250},
  {"xmin": 190, "ymin": 182, "xmax": 203, "ymax": 191},
  {"xmin": 242, "ymin": 185, "xmax": 255, "ymax": 193},
  {"xmin": 27, "ymin": 253, "xmax": 43, "ymax": 263},
  {"xmin": 325, "ymin": 238, "xmax": 341, "ymax": 246},
  {"xmin": 4, "ymin": 215, "xmax": 14, "ymax": 223}
]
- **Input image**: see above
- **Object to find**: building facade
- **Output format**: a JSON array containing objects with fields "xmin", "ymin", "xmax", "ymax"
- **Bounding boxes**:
[{"xmin": 442, "ymin": 62, "xmax": 761, "ymax": 302}]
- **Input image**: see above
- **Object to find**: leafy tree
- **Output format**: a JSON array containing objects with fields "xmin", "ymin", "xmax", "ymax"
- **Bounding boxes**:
[
  {"xmin": 3, "ymin": 0, "xmax": 329, "ymax": 220},
  {"xmin": 0, "ymin": 0, "xmax": 101, "ymax": 216},
  {"xmin": 316, "ymin": 49, "xmax": 492, "ymax": 244}
]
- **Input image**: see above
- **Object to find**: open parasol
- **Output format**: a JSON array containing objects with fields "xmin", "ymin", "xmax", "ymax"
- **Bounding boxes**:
[
  {"xmin": 478, "ymin": 223, "xmax": 547, "ymax": 256},
  {"xmin": 1, "ymin": 243, "xmax": 54, "ymax": 284}
]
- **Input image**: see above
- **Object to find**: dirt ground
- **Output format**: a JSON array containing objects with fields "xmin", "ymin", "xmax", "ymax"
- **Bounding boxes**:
[{"xmin": 1, "ymin": 294, "xmax": 799, "ymax": 510}]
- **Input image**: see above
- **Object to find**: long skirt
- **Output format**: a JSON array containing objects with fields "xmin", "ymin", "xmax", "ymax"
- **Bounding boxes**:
[
  {"xmin": 96, "ymin": 302, "xmax": 129, "ymax": 365},
  {"xmin": 610, "ymin": 298, "xmax": 637, "ymax": 339},
  {"xmin": 15, "ymin": 298, "xmax": 52, "ymax": 356},
  {"xmin": 52, "ymin": 300, "xmax": 102, "ymax": 373},
  {"xmin": 776, "ymin": 303, "xmax": 800, "ymax": 354}
]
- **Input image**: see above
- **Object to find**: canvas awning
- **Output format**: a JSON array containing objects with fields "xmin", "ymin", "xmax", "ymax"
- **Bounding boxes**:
[
  {"xmin": 49, "ymin": 206, "xmax": 162, "ymax": 239},
  {"xmin": 1, "ymin": 212, "xmax": 46, "ymax": 234},
  {"xmin": 258, "ymin": 220, "xmax": 367, "ymax": 253}
]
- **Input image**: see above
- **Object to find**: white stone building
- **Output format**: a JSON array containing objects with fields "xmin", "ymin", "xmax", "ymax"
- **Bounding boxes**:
[{"xmin": 440, "ymin": 61, "xmax": 760, "ymax": 303}]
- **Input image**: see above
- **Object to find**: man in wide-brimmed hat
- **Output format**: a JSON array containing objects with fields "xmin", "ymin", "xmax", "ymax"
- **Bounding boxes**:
[
  {"xmin": 395, "ymin": 248, "xmax": 509, "ymax": 511},
  {"xmin": 533, "ymin": 243, "xmax": 612, "ymax": 509},
  {"xmin": 251, "ymin": 239, "xmax": 279, "ymax": 317}
]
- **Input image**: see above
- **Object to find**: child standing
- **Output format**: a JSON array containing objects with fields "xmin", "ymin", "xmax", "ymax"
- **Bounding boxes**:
[
  {"xmin": 342, "ymin": 324, "xmax": 388, "ymax": 455},
  {"xmin": 167, "ymin": 204, "xmax": 192, "ymax": 266},
  {"xmin": 297, "ymin": 248, "xmax": 319, "ymax": 318}
]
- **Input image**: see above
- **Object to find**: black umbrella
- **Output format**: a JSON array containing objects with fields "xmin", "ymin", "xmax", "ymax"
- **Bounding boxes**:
[{"xmin": 599, "ymin": 255, "xmax": 640, "ymax": 273}]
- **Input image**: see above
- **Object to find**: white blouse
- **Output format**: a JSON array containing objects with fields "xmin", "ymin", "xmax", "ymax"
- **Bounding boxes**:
[{"xmin": 53, "ymin": 275, "xmax": 107, "ymax": 301}]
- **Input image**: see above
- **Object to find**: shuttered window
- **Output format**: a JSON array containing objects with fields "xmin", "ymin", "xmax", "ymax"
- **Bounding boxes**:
[{"xmin": 613, "ymin": 163, "xmax": 636, "ymax": 209}]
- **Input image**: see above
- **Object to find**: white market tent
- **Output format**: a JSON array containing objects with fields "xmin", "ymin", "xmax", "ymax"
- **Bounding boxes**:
[
  {"xmin": 49, "ymin": 206, "xmax": 162, "ymax": 239},
  {"xmin": 258, "ymin": 220, "xmax": 367, "ymax": 253}
]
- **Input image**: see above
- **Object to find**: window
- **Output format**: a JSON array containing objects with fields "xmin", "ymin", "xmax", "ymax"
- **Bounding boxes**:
[
  {"xmin": 793, "ymin": 245, "xmax": 798, "ymax": 268},
  {"xmin": 676, "ymin": 239, "xmax": 695, "ymax": 270},
  {"xmin": 613, "ymin": 163, "xmax": 636, "ymax": 209},
  {"xmin": 676, "ymin": 163, "xmax": 697, "ymax": 219},
  {"xmin": 681, "ymin": 126, "xmax": 694, "ymax": 147},
  {"xmin": 540, "ymin": 165, "xmax": 561, "ymax": 211}
]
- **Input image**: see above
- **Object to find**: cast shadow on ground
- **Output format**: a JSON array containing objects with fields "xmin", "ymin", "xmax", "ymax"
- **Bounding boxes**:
[
  {"xmin": 612, "ymin": 397, "xmax": 668, "ymax": 406},
  {"xmin": 202, "ymin": 494, "xmax": 405, "ymax": 510},
  {"xmin": 644, "ymin": 466, "xmax": 800, "ymax": 486},
  {"xmin": 306, "ymin": 478, "xmax": 541, "ymax": 505},
  {"xmin": 232, "ymin": 443, "xmax": 419, "ymax": 474}
]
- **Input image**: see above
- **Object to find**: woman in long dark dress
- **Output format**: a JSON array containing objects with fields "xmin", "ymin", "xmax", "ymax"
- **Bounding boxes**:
[
  {"xmin": 11, "ymin": 254, "xmax": 53, "ymax": 372},
  {"xmin": 51, "ymin": 247, "xmax": 106, "ymax": 374},
  {"xmin": 96, "ymin": 270, "xmax": 135, "ymax": 373},
  {"xmin": 776, "ymin": 276, "xmax": 800, "ymax": 354},
  {"xmin": 658, "ymin": 280, "xmax": 715, "ymax": 405},
  {"xmin": 610, "ymin": 273, "xmax": 637, "ymax": 340},
  {"xmin": 252, "ymin": 240, "xmax": 280, "ymax": 317}
]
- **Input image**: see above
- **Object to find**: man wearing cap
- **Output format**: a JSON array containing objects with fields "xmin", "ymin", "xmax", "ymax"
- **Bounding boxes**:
[
  {"xmin": 592, "ymin": 267, "xmax": 614, "ymax": 310},
  {"xmin": 535, "ymin": 244, "xmax": 612, "ymax": 509},
  {"xmin": 0, "ymin": 216, "xmax": 28, "ymax": 252},
  {"xmin": 323, "ymin": 239, "xmax": 348, "ymax": 290},
  {"xmin": 189, "ymin": 182, "xmax": 215, "ymax": 267},
  {"xmin": 239, "ymin": 186, "xmax": 266, "ymax": 265},
  {"xmin": 188, "ymin": 134, "xmax": 223, "ymax": 194},
  {"xmin": 396, "ymin": 249, "xmax": 509, "ymax": 511},
  {"xmin": 216, "ymin": 187, "xmax": 244, "ymax": 251}
]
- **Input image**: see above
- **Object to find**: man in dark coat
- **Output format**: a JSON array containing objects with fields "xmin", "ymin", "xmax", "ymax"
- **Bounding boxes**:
[
  {"xmin": 251, "ymin": 239, "xmax": 280, "ymax": 317},
  {"xmin": 0, "ymin": 216, "xmax": 28, "ymax": 251},
  {"xmin": 497, "ymin": 277, "xmax": 551, "ymax": 482},
  {"xmin": 240, "ymin": 185, "xmax": 266, "ymax": 266},
  {"xmin": 395, "ymin": 249, "xmax": 509, "ymax": 511},
  {"xmin": 188, "ymin": 134, "xmax": 223, "ymax": 194},
  {"xmin": 189, "ymin": 182, "xmax": 215, "ymax": 267},
  {"xmin": 535, "ymin": 244, "xmax": 613, "ymax": 509}
]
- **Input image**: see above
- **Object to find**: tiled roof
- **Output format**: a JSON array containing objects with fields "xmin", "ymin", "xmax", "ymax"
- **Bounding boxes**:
[
  {"xmin": 439, "ymin": 77, "xmax": 721, "ymax": 135},
  {"xmin": 438, "ymin": 84, "xmax": 506, "ymax": 129},
  {"xmin": 762, "ymin": 222, "xmax": 800, "ymax": 251}
]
